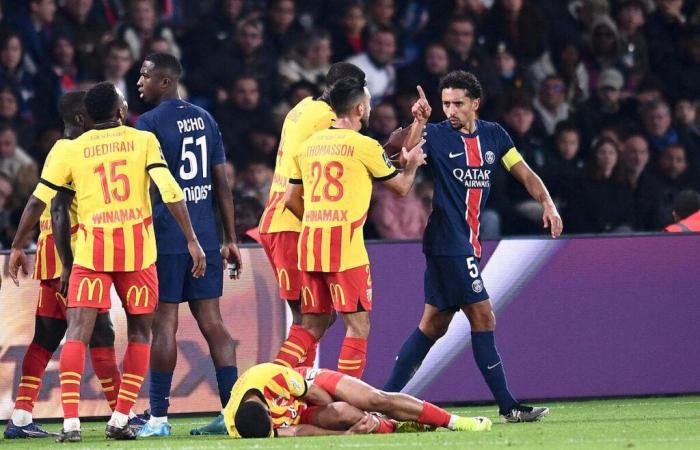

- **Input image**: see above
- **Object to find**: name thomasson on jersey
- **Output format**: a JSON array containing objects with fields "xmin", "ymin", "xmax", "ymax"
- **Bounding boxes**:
[{"xmin": 453, "ymin": 167, "xmax": 491, "ymax": 188}]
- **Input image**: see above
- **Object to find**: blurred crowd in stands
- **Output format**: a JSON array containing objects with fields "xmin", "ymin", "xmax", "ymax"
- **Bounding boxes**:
[{"xmin": 1, "ymin": 0, "xmax": 700, "ymax": 247}]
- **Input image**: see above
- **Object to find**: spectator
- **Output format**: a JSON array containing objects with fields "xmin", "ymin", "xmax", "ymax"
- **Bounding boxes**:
[
  {"xmin": 245, "ymin": 122, "xmax": 279, "ymax": 166},
  {"xmin": 615, "ymin": 0, "xmax": 649, "ymax": 76},
  {"xmin": 0, "ymin": 84, "xmax": 34, "ymax": 151},
  {"xmin": 0, "ymin": 124, "xmax": 38, "ymax": 209},
  {"xmin": 367, "ymin": 0, "xmax": 397, "ymax": 31},
  {"xmin": 346, "ymin": 25, "xmax": 397, "ymax": 105},
  {"xmin": 641, "ymin": 100, "xmax": 700, "ymax": 170},
  {"xmin": 116, "ymin": 0, "xmax": 181, "ymax": 62},
  {"xmin": 369, "ymin": 182, "xmax": 428, "ymax": 239},
  {"xmin": 265, "ymin": 0, "xmax": 305, "ymax": 57},
  {"xmin": 0, "ymin": 31, "xmax": 36, "ymax": 114},
  {"xmin": 530, "ymin": 39, "xmax": 590, "ymax": 104},
  {"xmin": 661, "ymin": 26, "xmax": 700, "ymax": 101},
  {"xmin": 215, "ymin": 74, "xmax": 274, "ymax": 166},
  {"xmin": 396, "ymin": 41, "xmax": 450, "ymax": 121},
  {"xmin": 272, "ymin": 79, "xmax": 320, "ymax": 127},
  {"xmin": 548, "ymin": 0, "xmax": 611, "ymax": 50},
  {"xmin": 483, "ymin": 0, "xmax": 548, "ymax": 65},
  {"xmin": 331, "ymin": 1, "xmax": 367, "ymax": 61},
  {"xmin": 620, "ymin": 133, "xmax": 666, "ymax": 230},
  {"xmin": 540, "ymin": 121, "xmax": 585, "ymax": 220},
  {"xmin": 0, "ymin": 171, "xmax": 14, "ymax": 248},
  {"xmin": 16, "ymin": 0, "xmax": 58, "ymax": 72},
  {"xmin": 32, "ymin": 34, "xmax": 82, "ymax": 128},
  {"xmin": 644, "ymin": 0, "xmax": 688, "ymax": 71},
  {"xmin": 184, "ymin": 0, "xmax": 247, "ymax": 70},
  {"xmin": 55, "ymin": 0, "xmax": 111, "ymax": 75},
  {"xmin": 501, "ymin": 95, "xmax": 547, "ymax": 170},
  {"xmin": 493, "ymin": 42, "xmax": 532, "ymax": 98},
  {"xmin": 367, "ymin": 101, "xmax": 398, "ymax": 143},
  {"xmin": 442, "ymin": 15, "xmax": 502, "ymax": 119},
  {"xmin": 664, "ymin": 189, "xmax": 700, "ymax": 232},
  {"xmin": 532, "ymin": 74, "xmax": 571, "ymax": 136},
  {"xmin": 657, "ymin": 144, "xmax": 697, "ymax": 223},
  {"xmin": 236, "ymin": 158, "xmax": 273, "ymax": 205},
  {"xmin": 585, "ymin": 16, "xmax": 625, "ymax": 89},
  {"xmin": 392, "ymin": 86, "xmax": 419, "ymax": 125},
  {"xmin": 278, "ymin": 31, "xmax": 332, "ymax": 90},
  {"xmin": 30, "ymin": 125, "xmax": 61, "ymax": 165},
  {"xmin": 576, "ymin": 68, "xmax": 628, "ymax": 149},
  {"xmin": 568, "ymin": 137, "xmax": 635, "ymax": 233},
  {"xmin": 100, "ymin": 39, "xmax": 142, "ymax": 116}
]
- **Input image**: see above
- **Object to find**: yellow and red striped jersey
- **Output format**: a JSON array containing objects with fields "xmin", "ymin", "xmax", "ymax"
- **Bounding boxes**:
[
  {"xmin": 289, "ymin": 128, "xmax": 397, "ymax": 272},
  {"xmin": 258, "ymin": 97, "xmax": 335, "ymax": 234},
  {"xmin": 223, "ymin": 363, "xmax": 307, "ymax": 438},
  {"xmin": 32, "ymin": 139, "xmax": 80, "ymax": 280},
  {"xmin": 32, "ymin": 126, "xmax": 184, "ymax": 272}
]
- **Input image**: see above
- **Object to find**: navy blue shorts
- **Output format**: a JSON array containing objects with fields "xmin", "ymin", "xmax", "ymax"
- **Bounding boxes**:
[
  {"xmin": 156, "ymin": 250, "xmax": 223, "ymax": 303},
  {"xmin": 424, "ymin": 255, "xmax": 489, "ymax": 312}
]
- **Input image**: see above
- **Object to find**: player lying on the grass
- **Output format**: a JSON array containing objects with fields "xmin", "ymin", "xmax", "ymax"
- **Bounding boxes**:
[
  {"xmin": 223, "ymin": 363, "xmax": 491, "ymax": 438},
  {"xmin": 3, "ymin": 91, "xmax": 143, "ymax": 439}
]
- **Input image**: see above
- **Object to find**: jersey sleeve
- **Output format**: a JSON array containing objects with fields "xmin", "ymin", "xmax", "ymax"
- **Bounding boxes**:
[
  {"xmin": 144, "ymin": 132, "xmax": 185, "ymax": 203},
  {"xmin": 33, "ymin": 142, "xmax": 73, "ymax": 205},
  {"xmin": 285, "ymin": 368, "xmax": 308, "ymax": 398},
  {"xmin": 496, "ymin": 124, "xmax": 524, "ymax": 171},
  {"xmin": 135, "ymin": 113, "xmax": 154, "ymax": 132},
  {"xmin": 209, "ymin": 114, "xmax": 226, "ymax": 166},
  {"xmin": 359, "ymin": 137, "xmax": 398, "ymax": 181}
]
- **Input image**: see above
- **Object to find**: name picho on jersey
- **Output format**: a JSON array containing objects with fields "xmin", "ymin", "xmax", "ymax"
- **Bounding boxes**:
[
  {"xmin": 183, "ymin": 184, "xmax": 211, "ymax": 204},
  {"xmin": 177, "ymin": 117, "xmax": 206, "ymax": 134},
  {"xmin": 453, "ymin": 168, "xmax": 491, "ymax": 188}
]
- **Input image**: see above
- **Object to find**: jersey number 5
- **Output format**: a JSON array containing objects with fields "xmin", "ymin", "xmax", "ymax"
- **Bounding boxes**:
[
  {"xmin": 94, "ymin": 160, "xmax": 130, "ymax": 204},
  {"xmin": 180, "ymin": 136, "xmax": 208, "ymax": 180},
  {"xmin": 310, "ymin": 161, "xmax": 344, "ymax": 202},
  {"xmin": 466, "ymin": 256, "xmax": 479, "ymax": 278}
]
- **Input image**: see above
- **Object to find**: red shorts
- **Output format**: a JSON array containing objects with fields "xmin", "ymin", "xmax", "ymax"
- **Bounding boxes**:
[
  {"xmin": 300, "ymin": 265, "xmax": 372, "ymax": 314},
  {"xmin": 295, "ymin": 367, "xmax": 346, "ymax": 397},
  {"xmin": 67, "ymin": 265, "xmax": 158, "ymax": 315},
  {"xmin": 36, "ymin": 278, "xmax": 67, "ymax": 320},
  {"xmin": 260, "ymin": 231, "xmax": 302, "ymax": 300}
]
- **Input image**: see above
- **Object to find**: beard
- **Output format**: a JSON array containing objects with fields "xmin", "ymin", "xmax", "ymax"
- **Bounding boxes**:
[{"xmin": 448, "ymin": 117, "xmax": 463, "ymax": 130}]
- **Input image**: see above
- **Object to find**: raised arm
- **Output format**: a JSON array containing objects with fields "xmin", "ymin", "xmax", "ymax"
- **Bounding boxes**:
[
  {"xmin": 509, "ymin": 161, "xmax": 563, "ymax": 238},
  {"xmin": 50, "ymin": 189, "xmax": 75, "ymax": 296},
  {"xmin": 212, "ymin": 163, "xmax": 242, "ymax": 279},
  {"xmin": 381, "ymin": 139, "xmax": 427, "ymax": 196}
]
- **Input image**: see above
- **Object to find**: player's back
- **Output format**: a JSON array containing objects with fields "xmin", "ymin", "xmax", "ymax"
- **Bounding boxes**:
[
  {"xmin": 223, "ymin": 363, "xmax": 307, "ymax": 437},
  {"xmin": 33, "ymin": 139, "xmax": 78, "ymax": 280},
  {"xmin": 56, "ymin": 125, "xmax": 161, "ymax": 271},
  {"xmin": 136, "ymin": 99, "xmax": 225, "ymax": 254},
  {"xmin": 293, "ymin": 128, "xmax": 392, "ymax": 272},
  {"xmin": 259, "ymin": 97, "xmax": 335, "ymax": 234}
]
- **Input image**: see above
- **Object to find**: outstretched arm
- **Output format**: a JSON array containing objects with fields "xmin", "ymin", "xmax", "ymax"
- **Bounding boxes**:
[
  {"xmin": 212, "ymin": 163, "xmax": 242, "ymax": 279},
  {"xmin": 9, "ymin": 195, "xmax": 47, "ymax": 285},
  {"xmin": 381, "ymin": 139, "xmax": 427, "ymax": 196},
  {"xmin": 509, "ymin": 161, "xmax": 563, "ymax": 238},
  {"xmin": 276, "ymin": 414, "xmax": 377, "ymax": 437},
  {"xmin": 50, "ymin": 190, "xmax": 75, "ymax": 296}
]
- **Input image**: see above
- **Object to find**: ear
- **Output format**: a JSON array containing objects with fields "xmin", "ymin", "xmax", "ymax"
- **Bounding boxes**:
[
  {"xmin": 357, "ymin": 101, "xmax": 365, "ymax": 118},
  {"xmin": 472, "ymin": 98, "xmax": 481, "ymax": 111}
]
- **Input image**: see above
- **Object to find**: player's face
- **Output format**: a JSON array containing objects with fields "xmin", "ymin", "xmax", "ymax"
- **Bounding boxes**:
[
  {"xmin": 441, "ymin": 88, "xmax": 479, "ymax": 131},
  {"xmin": 114, "ymin": 86, "xmax": 128, "ymax": 123},
  {"xmin": 359, "ymin": 88, "xmax": 372, "ymax": 129},
  {"xmin": 137, "ymin": 60, "xmax": 161, "ymax": 103}
]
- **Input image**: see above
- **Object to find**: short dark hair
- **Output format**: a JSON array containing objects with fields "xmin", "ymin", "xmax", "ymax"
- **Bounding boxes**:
[
  {"xmin": 235, "ymin": 400, "xmax": 272, "ymax": 438},
  {"xmin": 144, "ymin": 52, "xmax": 182, "ymax": 79},
  {"xmin": 84, "ymin": 82, "xmax": 119, "ymax": 122},
  {"xmin": 106, "ymin": 39, "xmax": 132, "ymax": 56},
  {"xmin": 329, "ymin": 77, "xmax": 367, "ymax": 117},
  {"xmin": 673, "ymin": 190, "xmax": 700, "ymax": 219},
  {"xmin": 326, "ymin": 62, "xmax": 365, "ymax": 87},
  {"xmin": 57, "ymin": 91, "xmax": 87, "ymax": 125},
  {"xmin": 554, "ymin": 120, "xmax": 579, "ymax": 138},
  {"xmin": 439, "ymin": 70, "xmax": 482, "ymax": 99}
]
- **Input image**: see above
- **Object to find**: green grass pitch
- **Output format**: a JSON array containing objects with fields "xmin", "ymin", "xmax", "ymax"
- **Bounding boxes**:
[{"xmin": 3, "ymin": 396, "xmax": 699, "ymax": 449}]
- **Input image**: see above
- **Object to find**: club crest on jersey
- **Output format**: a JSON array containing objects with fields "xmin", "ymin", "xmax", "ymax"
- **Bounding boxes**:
[
  {"xmin": 485, "ymin": 151, "xmax": 496, "ymax": 164},
  {"xmin": 472, "ymin": 279, "xmax": 483, "ymax": 293}
]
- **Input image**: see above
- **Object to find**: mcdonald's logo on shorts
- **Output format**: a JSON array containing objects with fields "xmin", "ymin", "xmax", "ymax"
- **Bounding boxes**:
[
  {"xmin": 277, "ymin": 268, "xmax": 291, "ymax": 290},
  {"xmin": 127, "ymin": 285, "xmax": 149, "ymax": 308},
  {"xmin": 56, "ymin": 292, "xmax": 67, "ymax": 307},
  {"xmin": 301, "ymin": 286, "xmax": 315, "ymax": 307},
  {"xmin": 77, "ymin": 278, "xmax": 104, "ymax": 303},
  {"xmin": 329, "ymin": 283, "xmax": 346, "ymax": 306}
]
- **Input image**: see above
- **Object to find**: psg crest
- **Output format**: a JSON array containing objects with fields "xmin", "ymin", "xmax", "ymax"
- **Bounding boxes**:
[
  {"xmin": 472, "ymin": 279, "xmax": 483, "ymax": 293},
  {"xmin": 485, "ymin": 151, "xmax": 496, "ymax": 165}
]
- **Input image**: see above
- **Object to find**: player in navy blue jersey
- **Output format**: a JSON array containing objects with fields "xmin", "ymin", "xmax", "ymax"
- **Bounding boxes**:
[
  {"xmin": 384, "ymin": 71, "xmax": 562, "ymax": 422},
  {"xmin": 134, "ymin": 53, "xmax": 242, "ymax": 437}
]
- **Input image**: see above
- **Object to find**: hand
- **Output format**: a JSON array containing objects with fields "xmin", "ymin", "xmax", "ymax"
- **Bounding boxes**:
[
  {"xmin": 188, "ymin": 239, "xmax": 207, "ymax": 278},
  {"xmin": 221, "ymin": 241, "xmax": 243, "ymax": 280},
  {"xmin": 345, "ymin": 413, "xmax": 378, "ymax": 435},
  {"xmin": 411, "ymin": 85, "xmax": 431, "ymax": 122},
  {"xmin": 59, "ymin": 265, "xmax": 72, "ymax": 297},
  {"xmin": 543, "ymin": 204, "xmax": 563, "ymax": 238},
  {"xmin": 9, "ymin": 248, "xmax": 28, "ymax": 286},
  {"xmin": 401, "ymin": 138, "xmax": 427, "ymax": 170}
]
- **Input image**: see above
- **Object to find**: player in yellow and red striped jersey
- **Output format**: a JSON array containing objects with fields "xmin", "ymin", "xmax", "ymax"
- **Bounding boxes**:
[
  {"xmin": 29, "ymin": 82, "xmax": 205, "ymax": 442},
  {"xmin": 282, "ymin": 78, "xmax": 427, "ymax": 379},
  {"xmin": 261, "ymin": 63, "xmax": 366, "ymax": 370},
  {"xmin": 4, "ymin": 92, "xmax": 126, "ymax": 439}
]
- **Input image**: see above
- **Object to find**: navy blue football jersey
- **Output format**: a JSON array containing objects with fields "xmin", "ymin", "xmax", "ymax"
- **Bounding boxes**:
[
  {"xmin": 136, "ymin": 99, "xmax": 226, "ymax": 255},
  {"xmin": 422, "ymin": 119, "xmax": 523, "ymax": 257}
]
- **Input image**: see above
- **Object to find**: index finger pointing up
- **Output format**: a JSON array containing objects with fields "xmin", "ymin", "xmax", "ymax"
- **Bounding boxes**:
[{"xmin": 417, "ymin": 85, "xmax": 427, "ymax": 101}]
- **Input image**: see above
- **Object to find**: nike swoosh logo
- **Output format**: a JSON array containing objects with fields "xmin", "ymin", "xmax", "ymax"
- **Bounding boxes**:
[
  {"xmin": 449, "ymin": 152, "xmax": 464, "ymax": 158},
  {"xmin": 487, "ymin": 361, "xmax": 502, "ymax": 370}
]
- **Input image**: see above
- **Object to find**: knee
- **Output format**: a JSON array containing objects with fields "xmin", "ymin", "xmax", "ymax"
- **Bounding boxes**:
[
  {"xmin": 329, "ymin": 403, "xmax": 362, "ymax": 427},
  {"xmin": 90, "ymin": 316, "xmax": 115, "ymax": 347},
  {"xmin": 469, "ymin": 310, "xmax": 495, "ymax": 331},
  {"xmin": 366, "ymin": 391, "xmax": 392, "ymax": 412},
  {"xmin": 419, "ymin": 320, "xmax": 449, "ymax": 340}
]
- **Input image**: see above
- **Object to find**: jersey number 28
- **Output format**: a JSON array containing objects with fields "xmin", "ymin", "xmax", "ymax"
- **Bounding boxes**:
[{"xmin": 310, "ymin": 161, "xmax": 344, "ymax": 202}]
